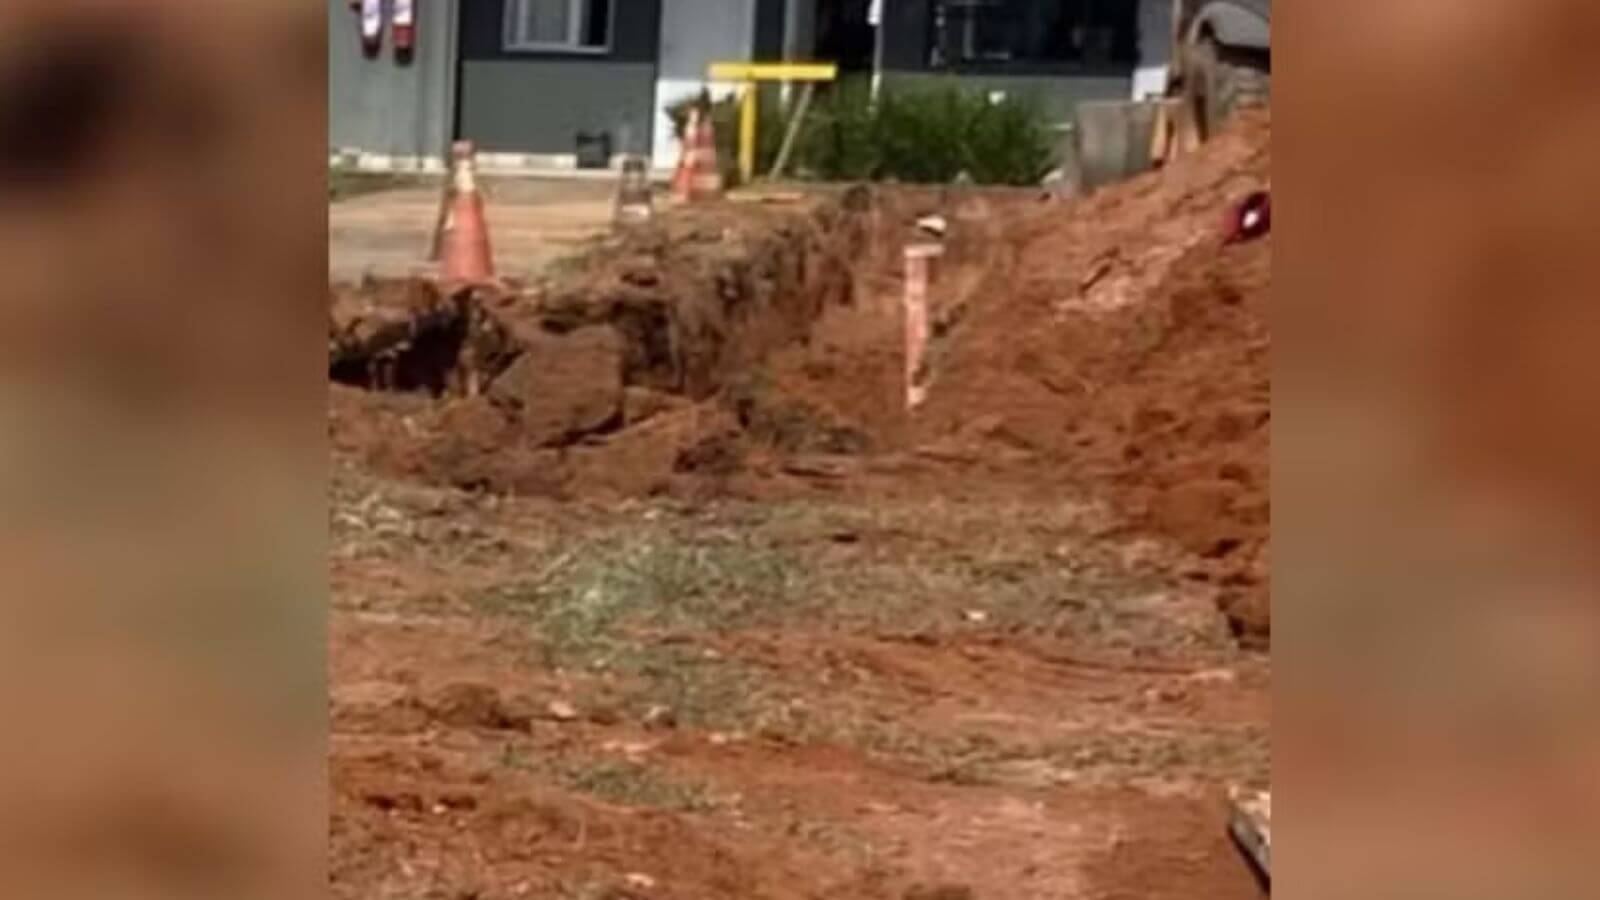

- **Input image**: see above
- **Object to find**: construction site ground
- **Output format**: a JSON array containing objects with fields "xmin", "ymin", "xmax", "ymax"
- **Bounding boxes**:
[
  {"xmin": 330, "ymin": 177, "xmax": 618, "ymax": 284},
  {"xmin": 330, "ymin": 115, "xmax": 1270, "ymax": 899}
]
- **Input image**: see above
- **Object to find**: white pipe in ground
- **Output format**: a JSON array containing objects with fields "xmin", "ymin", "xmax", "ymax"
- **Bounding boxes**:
[{"xmin": 903, "ymin": 243, "xmax": 944, "ymax": 410}]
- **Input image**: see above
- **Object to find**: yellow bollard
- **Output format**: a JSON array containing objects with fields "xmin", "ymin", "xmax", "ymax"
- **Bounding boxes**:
[
  {"xmin": 708, "ymin": 61, "xmax": 838, "ymax": 186},
  {"xmin": 740, "ymin": 84, "xmax": 758, "ymax": 185}
]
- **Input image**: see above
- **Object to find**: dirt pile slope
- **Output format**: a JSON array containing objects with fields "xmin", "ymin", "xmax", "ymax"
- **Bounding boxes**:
[
  {"xmin": 911, "ymin": 113, "xmax": 1272, "ymax": 642},
  {"xmin": 755, "ymin": 115, "xmax": 1272, "ymax": 641}
]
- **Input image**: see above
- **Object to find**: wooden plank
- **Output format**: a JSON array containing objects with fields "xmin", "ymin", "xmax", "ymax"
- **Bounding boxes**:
[
  {"xmin": 1149, "ymin": 99, "xmax": 1181, "ymax": 166},
  {"xmin": 769, "ymin": 82, "xmax": 816, "ymax": 179},
  {"xmin": 426, "ymin": 178, "xmax": 451, "ymax": 261},
  {"xmin": 726, "ymin": 190, "xmax": 806, "ymax": 204},
  {"xmin": 1228, "ymin": 787, "xmax": 1271, "ymax": 885}
]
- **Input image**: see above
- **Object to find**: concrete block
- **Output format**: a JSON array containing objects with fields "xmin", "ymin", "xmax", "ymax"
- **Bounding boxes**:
[{"xmin": 1075, "ymin": 100, "xmax": 1162, "ymax": 190}]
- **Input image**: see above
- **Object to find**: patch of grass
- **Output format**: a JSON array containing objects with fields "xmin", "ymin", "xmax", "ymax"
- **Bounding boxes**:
[
  {"xmin": 479, "ymin": 526, "xmax": 808, "ymax": 668},
  {"xmin": 504, "ymin": 743, "xmax": 719, "ymax": 814},
  {"xmin": 476, "ymin": 524, "xmax": 818, "ymax": 732},
  {"xmin": 930, "ymin": 725, "xmax": 1272, "ymax": 789},
  {"xmin": 623, "ymin": 645, "xmax": 776, "ymax": 729},
  {"xmin": 478, "ymin": 499, "xmax": 1226, "ymax": 667},
  {"xmin": 756, "ymin": 501, "xmax": 1232, "ymax": 653},
  {"xmin": 473, "ymin": 501, "xmax": 1236, "ymax": 765},
  {"xmin": 558, "ymin": 759, "xmax": 719, "ymax": 813}
]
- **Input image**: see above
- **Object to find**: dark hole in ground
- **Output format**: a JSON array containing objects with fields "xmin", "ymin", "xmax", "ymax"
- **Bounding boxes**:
[
  {"xmin": 1204, "ymin": 537, "xmax": 1243, "ymax": 559},
  {"xmin": 329, "ymin": 317, "xmax": 470, "ymax": 397},
  {"xmin": 612, "ymin": 306, "xmax": 681, "ymax": 391}
]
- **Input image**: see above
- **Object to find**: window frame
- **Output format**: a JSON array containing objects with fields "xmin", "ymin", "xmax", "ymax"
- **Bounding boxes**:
[
  {"xmin": 925, "ymin": 0, "xmax": 1140, "ymax": 75},
  {"xmin": 502, "ymin": 0, "xmax": 615, "ymax": 55}
]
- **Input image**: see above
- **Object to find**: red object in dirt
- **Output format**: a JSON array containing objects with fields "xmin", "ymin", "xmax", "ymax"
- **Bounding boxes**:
[
  {"xmin": 392, "ymin": 0, "xmax": 416, "ymax": 54},
  {"xmin": 1224, "ymin": 191, "xmax": 1270, "ymax": 244},
  {"xmin": 439, "ymin": 142, "xmax": 496, "ymax": 283}
]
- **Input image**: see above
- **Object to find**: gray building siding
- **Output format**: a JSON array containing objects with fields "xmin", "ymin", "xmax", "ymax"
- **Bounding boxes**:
[
  {"xmin": 457, "ymin": 60, "xmax": 658, "ymax": 157},
  {"xmin": 456, "ymin": 0, "xmax": 662, "ymax": 157},
  {"xmin": 655, "ymin": 0, "xmax": 754, "ymax": 80},
  {"xmin": 327, "ymin": 0, "xmax": 456, "ymax": 162}
]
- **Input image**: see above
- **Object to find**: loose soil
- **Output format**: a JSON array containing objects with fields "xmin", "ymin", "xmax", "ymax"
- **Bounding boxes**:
[{"xmin": 331, "ymin": 115, "xmax": 1270, "ymax": 898}]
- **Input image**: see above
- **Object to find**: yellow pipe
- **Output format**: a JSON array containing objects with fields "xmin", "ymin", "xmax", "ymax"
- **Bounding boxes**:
[
  {"xmin": 708, "ymin": 61, "xmax": 839, "ymax": 185},
  {"xmin": 739, "ymin": 83, "xmax": 757, "ymax": 184},
  {"xmin": 710, "ymin": 62, "xmax": 838, "ymax": 82}
]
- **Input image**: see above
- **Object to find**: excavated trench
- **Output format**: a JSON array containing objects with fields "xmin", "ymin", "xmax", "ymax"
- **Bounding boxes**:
[
  {"xmin": 328, "ymin": 189, "xmax": 898, "ymax": 497},
  {"xmin": 328, "ymin": 133, "xmax": 1270, "ymax": 642}
]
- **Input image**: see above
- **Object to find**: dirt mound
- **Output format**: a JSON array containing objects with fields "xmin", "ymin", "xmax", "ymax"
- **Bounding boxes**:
[
  {"xmin": 487, "ymin": 324, "xmax": 625, "ymax": 446},
  {"xmin": 536, "ymin": 196, "xmax": 868, "ymax": 397},
  {"xmin": 909, "ymin": 113, "xmax": 1272, "ymax": 643},
  {"xmin": 735, "ymin": 115, "xmax": 1271, "ymax": 641}
]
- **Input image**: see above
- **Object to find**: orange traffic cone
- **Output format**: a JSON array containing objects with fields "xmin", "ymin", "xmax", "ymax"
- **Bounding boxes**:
[
  {"xmin": 689, "ymin": 111, "xmax": 724, "ymax": 201},
  {"xmin": 671, "ymin": 108, "xmax": 700, "ymax": 205},
  {"xmin": 439, "ymin": 141, "xmax": 495, "ymax": 283}
]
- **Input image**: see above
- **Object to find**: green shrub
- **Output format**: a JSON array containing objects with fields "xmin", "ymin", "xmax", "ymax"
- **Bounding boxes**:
[
  {"xmin": 964, "ymin": 93, "xmax": 1058, "ymax": 185},
  {"xmin": 668, "ymin": 80, "xmax": 1057, "ymax": 187},
  {"xmin": 794, "ymin": 81, "xmax": 881, "ymax": 181},
  {"xmin": 792, "ymin": 80, "xmax": 1057, "ymax": 185},
  {"xmin": 875, "ymin": 86, "xmax": 980, "ymax": 182}
]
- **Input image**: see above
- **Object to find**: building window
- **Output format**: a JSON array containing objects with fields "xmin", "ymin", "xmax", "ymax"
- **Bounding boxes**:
[
  {"xmin": 504, "ymin": 0, "xmax": 612, "ymax": 52},
  {"xmin": 929, "ymin": 0, "xmax": 1138, "ymax": 69}
]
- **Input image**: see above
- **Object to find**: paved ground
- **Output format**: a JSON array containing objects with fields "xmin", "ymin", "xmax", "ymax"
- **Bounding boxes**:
[{"xmin": 329, "ymin": 178, "xmax": 626, "ymax": 284}]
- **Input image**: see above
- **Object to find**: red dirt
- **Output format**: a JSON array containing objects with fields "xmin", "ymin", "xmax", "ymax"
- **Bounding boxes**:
[
  {"xmin": 330, "ymin": 116, "xmax": 1271, "ymax": 898},
  {"xmin": 751, "ymin": 114, "xmax": 1271, "ymax": 641},
  {"xmin": 330, "ymin": 561, "xmax": 1268, "ymax": 899}
]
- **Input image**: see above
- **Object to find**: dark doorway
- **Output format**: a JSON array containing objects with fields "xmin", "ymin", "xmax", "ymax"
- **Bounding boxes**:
[{"xmin": 815, "ymin": 0, "xmax": 875, "ymax": 71}]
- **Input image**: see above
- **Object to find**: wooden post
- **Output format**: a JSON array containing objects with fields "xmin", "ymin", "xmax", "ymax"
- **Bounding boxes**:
[
  {"xmin": 427, "ymin": 169, "xmax": 452, "ymax": 261},
  {"xmin": 769, "ymin": 82, "xmax": 816, "ymax": 180},
  {"xmin": 904, "ymin": 243, "xmax": 944, "ymax": 410}
]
